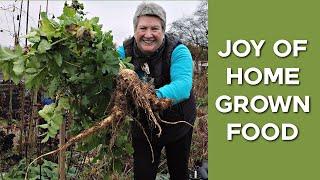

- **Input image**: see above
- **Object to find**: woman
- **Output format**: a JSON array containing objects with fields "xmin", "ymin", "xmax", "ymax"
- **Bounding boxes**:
[{"xmin": 117, "ymin": 2, "xmax": 196, "ymax": 180}]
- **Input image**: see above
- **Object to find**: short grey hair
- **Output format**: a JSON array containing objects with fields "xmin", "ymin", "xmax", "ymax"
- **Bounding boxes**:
[{"xmin": 133, "ymin": 2, "xmax": 166, "ymax": 32}]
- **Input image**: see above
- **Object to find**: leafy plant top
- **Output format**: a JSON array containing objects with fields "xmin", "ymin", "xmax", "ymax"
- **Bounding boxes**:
[{"xmin": 0, "ymin": 1, "xmax": 124, "ymax": 143}]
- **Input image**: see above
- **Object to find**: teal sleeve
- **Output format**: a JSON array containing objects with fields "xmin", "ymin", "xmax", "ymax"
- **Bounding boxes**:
[
  {"xmin": 117, "ymin": 46, "xmax": 125, "ymax": 59},
  {"xmin": 156, "ymin": 44, "xmax": 193, "ymax": 104}
]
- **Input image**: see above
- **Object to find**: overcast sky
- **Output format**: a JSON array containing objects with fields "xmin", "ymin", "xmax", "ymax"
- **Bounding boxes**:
[{"xmin": 0, "ymin": 0, "xmax": 201, "ymax": 47}]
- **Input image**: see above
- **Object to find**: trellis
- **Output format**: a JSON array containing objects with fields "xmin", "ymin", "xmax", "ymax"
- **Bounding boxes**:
[{"xmin": 0, "ymin": 80, "xmax": 73, "ymax": 179}]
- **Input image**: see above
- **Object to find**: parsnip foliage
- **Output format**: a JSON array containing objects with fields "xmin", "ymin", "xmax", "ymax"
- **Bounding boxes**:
[{"xmin": 0, "ymin": 1, "xmax": 123, "ymax": 145}]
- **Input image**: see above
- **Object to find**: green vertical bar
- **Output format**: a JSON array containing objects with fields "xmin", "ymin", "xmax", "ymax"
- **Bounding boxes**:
[{"xmin": 210, "ymin": 0, "xmax": 320, "ymax": 179}]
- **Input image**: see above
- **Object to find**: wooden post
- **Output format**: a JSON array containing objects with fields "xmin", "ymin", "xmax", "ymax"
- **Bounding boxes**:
[
  {"xmin": 59, "ymin": 119, "xmax": 66, "ymax": 180},
  {"xmin": 6, "ymin": 80, "xmax": 13, "ymax": 134},
  {"xmin": 26, "ymin": 89, "xmax": 38, "ymax": 163},
  {"xmin": 19, "ymin": 83, "xmax": 25, "ymax": 154}
]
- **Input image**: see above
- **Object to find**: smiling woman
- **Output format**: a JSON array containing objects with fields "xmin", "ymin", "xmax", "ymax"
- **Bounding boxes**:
[
  {"xmin": 134, "ymin": 16, "xmax": 164, "ymax": 54},
  {"xmin": 116, "ymin": 2, "xmax": 197, "ymax": 179}
]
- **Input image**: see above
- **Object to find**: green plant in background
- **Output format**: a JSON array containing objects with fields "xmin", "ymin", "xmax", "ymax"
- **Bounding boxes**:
[
  {"xmin": 38, "ymin": 97, "xmax": 70, "ymax": 143},
  {"xmin": 2, "ymin": 159, "xmax": 76, "ymax": 180},
  {"xmin": 0, "ymin": 0, "xmax": 133, "ymax": 177},
  {"xmin": 0, "ymin": 0, "xmax": 121, "ymax": 139}
]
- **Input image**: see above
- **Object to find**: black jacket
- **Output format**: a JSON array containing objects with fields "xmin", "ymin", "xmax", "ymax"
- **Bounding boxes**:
[{"xmin": 123, "ymin": 34, "xmax": 196, "ymax": 144}]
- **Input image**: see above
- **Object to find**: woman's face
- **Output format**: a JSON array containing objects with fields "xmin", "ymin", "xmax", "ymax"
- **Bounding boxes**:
[{"xmin": 134, "ymin": 16, "xmax": 164, "ymax": 55}]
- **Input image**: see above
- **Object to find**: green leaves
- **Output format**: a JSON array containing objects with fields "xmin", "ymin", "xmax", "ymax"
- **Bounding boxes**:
[
  {"xmin": 3, "ymin": 158, "xmax": 76, "ymax": 180},
  {"xmin": 120, "ymin": 57, "xmax": 134, "ymax": 70},
  {"xmin": 58, "ymin": 97, "xmax": 71, "ymax": 110},
  {"xmin": 58, "ymin": 6, "xmax": 78, "ymax": 26},
  {"xmin": 63, "ymin": 6, "xmax": 76, "ymax": 18},
  {"xmin": 0, "ymin": 46, "xmax": 23, "ymax": 61},
  {"xmin": 38, "ymin": 97, "xmax": 70, "ymax": 143},
  {"xmin": 39, "ymin": 12, "xmax": 59, "ymax": 40},
  {"xmin": 25, "ymin": 67, "xmax": 46, "ymax": 89},
  {"xmin": 0, "ymin": 2, "xmax": 133, "ymax": 174},
  {"xmin": 0, "ymin": 46, "xmax": 25, "ymax": 83},
  {"xmin": 38, "ymin": 104, "xmax": 55, "ymax": 120},
  {"xmin": 53, "ymin": 52, "xmax": 63, "ymax": 66},
  {"xmin": 25, "ymin": 31, "xmax": 41, "ymax": 43},
  {"xmin": 47, "ymin": 77, "xmax": 60, "ymax": 97},
  {"xmin": 12, "ymin": 57, "xmax": 25, "ymax": 76},
  {"xmin": 38, "ymin": 39, "xmax": 52, "ymax": 53}
]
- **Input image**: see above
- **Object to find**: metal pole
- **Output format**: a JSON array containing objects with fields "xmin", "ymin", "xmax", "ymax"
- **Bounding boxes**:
[
  {"xmin": 25, "ymin": 0, "xmax": 30, "ymax": 47},
  {"xmin": 17, "ymin": 0, "xmax": 24, "ymax": 43},
  {"xmin": 38, "ymin": 5, "xmax": 41, "ymax": 28},
  {"xmin": 46, "ymin": 0, "xmax": 49, "ymax": 14}
]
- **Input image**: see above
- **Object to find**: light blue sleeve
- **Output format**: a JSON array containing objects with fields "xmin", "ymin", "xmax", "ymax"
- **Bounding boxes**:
[
  {"xmin": 117, "ymin": 46, "xmax": 125, "ymax": 59},
  {"xmin": 155, "ymin": 44, "xmax": 193, "ymax": 104}
]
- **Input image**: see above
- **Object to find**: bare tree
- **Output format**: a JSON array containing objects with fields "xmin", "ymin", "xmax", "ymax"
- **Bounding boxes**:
[
  {"xmin": 169, "ymin": 1, "xmax": 208, "ymax": 48},
  {"xmin": 169, "ymin": 1, "xmax": 208, "ymax": 73}
]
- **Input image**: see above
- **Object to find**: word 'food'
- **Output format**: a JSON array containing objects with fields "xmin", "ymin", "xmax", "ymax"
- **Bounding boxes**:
[{"xmin": 227, "ymin": 123, "xmax": 298, "ymax": 141}]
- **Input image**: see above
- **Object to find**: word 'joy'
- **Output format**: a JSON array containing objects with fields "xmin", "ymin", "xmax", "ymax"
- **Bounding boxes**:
[{"xmin": 218, "ymin": 39, "xmax": 307, "ymax": 57}]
